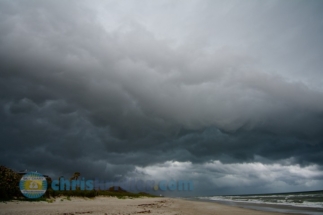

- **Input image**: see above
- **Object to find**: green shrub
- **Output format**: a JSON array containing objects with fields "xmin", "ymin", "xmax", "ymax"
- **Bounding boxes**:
[{"xmin": 0, "ymin": 165, "xmax": 22, "ymax": 200}]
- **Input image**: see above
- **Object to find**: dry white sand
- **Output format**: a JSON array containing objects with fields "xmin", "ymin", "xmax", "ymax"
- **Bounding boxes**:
[{"xmin": 0, "ymin": 197, "xmax": 292, "ymax": 215}]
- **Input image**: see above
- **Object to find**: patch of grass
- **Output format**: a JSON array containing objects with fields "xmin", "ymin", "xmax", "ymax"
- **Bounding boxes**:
[{"xmin": 46, "ymin": 199, "xmax": 55, "ymax": 203}]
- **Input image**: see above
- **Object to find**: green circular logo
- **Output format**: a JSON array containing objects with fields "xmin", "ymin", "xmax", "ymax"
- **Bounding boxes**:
[{"xmin": 19, "ymin": 172, "xmax": 47, "ymax": 199}]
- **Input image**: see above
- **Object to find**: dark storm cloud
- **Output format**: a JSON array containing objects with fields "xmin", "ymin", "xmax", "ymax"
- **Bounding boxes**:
[{"xmin": 1, "ymin": 0, "xmax": 323, "ymax": 194}]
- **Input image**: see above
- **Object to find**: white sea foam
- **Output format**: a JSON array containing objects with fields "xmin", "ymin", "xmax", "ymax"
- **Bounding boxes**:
[{"xmin": 198, "ymin": 192, "xmax": 323, "ymax": 209}]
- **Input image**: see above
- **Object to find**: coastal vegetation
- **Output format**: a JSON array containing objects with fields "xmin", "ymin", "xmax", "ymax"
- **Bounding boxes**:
[{"xmin": 0, "ymin": 165, "xmax": 156, "ymax": 200}]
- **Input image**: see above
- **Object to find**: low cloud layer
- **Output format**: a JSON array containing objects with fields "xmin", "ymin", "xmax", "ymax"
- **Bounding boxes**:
[
  {"xmin": 1, "ymin": 0, "xmax": 323, "ymax": 195},
  {"xmin": 133, "ymin": 160, "xmax": 323, "ymax": 195}
]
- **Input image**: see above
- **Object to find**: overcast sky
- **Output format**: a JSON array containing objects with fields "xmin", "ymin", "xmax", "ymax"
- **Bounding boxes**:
[{"xmin": 1, "ymin": 0, "xmax": 323, "ymax": 196}]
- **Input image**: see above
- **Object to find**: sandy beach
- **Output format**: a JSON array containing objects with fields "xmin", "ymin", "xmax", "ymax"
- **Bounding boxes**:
[{"xmin": 0, "ymin": 197, "xmax": 294, "ymax": 215}]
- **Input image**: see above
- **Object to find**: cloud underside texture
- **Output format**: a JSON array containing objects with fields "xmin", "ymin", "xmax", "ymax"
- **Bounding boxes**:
[{"xmin": 0, "ymin": 0, "xmax": 323, "ymax": 194}]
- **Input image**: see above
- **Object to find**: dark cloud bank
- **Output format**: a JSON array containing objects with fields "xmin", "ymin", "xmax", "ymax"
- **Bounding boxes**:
[{"xmin": 1, "ymin": 0, "xmax": 323, "ymax": 195}]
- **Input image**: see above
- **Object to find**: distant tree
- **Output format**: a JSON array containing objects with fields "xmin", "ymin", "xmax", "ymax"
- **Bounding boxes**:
[
  {"xmin": 58, "ymin": 175, "xmax": 64, "ymax": 190},
  {"xmin": 70, "ymin": 172, "xmax": 80, "ymax": 181},
  {"xmin": 70, "ymin": 172, "xmax": 81, "ymax": 190}
]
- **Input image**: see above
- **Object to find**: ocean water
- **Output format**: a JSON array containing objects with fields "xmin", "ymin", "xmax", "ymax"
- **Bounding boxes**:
[{"xmin": 197, "ymin": 191, "xmax": 323, "ymax": 215}]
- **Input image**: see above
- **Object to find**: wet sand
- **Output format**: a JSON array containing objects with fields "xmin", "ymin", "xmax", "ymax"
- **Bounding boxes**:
[{"xmin": 192, "ymin": 198, "xmax": 323, "ymax": 215}]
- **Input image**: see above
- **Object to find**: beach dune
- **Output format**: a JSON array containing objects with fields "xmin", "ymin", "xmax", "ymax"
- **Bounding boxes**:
[{"xmin": 0, "ymin": 197, "xmax": 292, "ymax": 215}]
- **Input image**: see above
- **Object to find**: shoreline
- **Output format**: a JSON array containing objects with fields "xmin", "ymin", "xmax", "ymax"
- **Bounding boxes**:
[
  {"xmin": 187, "ymin": 198, "xmax": 323, "ymax": 215},
  {"xmin": 0, "ymin": 196, "xmax": 305, "ymax": 215}
]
